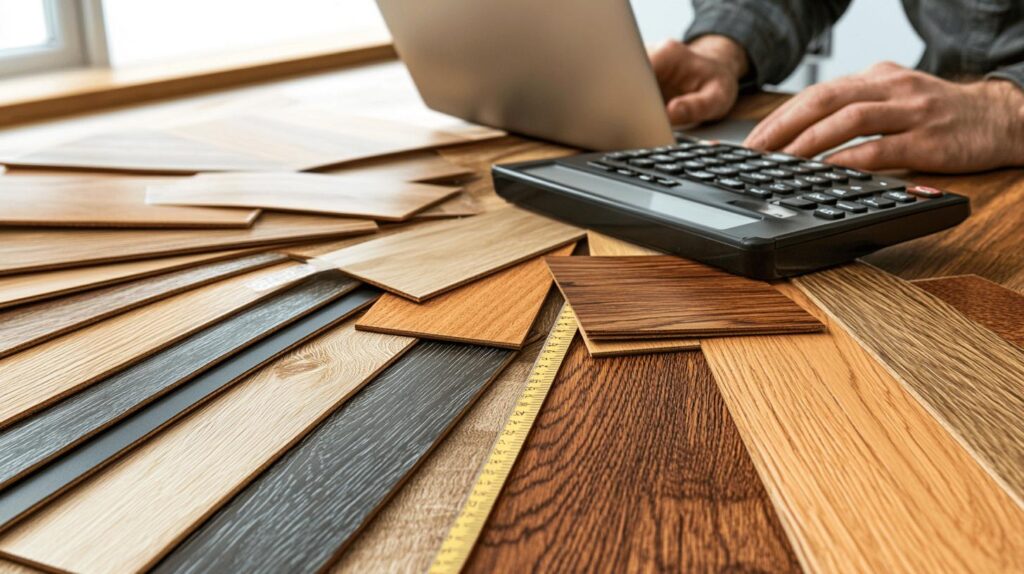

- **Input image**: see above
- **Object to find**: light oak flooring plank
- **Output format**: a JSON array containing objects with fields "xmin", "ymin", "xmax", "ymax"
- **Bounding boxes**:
[
  {"xmin": 355, "ymin": 243, "xmax": 574, "ymax": 348},
  {"xmin": 0, "ymin": 283, "xmax": 374, "ymax": 531},
  {"xmin": 409, "ymin": 192, "xmax": 481, "ymax": 220},
  {"xmin": 0, "ymin": 212, "xmax": 376, "ymax": 276},
  {"xmin": 316, "ymin": 207, "xmax": 583, "ymax": 301},
  {"xmin": 332, "ymin": 289, "xmax": 564, "ymax": 574},
  {"xmin": 153, "ymin": 342, "xmax": 514, "ymax": 574},
  {"xmin": 0, "ymin": 558, "xmax": 37, "ymax": 574},
  {"xmin": 320, "ymin": 150, "xmax": 474, "ymax": 183},
  {"xmin": 0, "ymin": 249, "xmax": 258, "ymax": 310},
  {"xmin": 547, "ymin": 255, "xmax": 822, "ymax": 340},
  {"xmin": 794, "ymin": 263, "xmax": 1024, "ymax": 508},
  {"xmin": 912, "ymin": 274, "xmax": 1024, "ymax": 347},
  {"xmin": 701, "ymin": 284, "xmax": 1024, "ymax": 573},
  {"xmin": 0, "ymin": 175, "xmax": 259, "ymax": 228},
  {"xmin": 145, "ymin": 172, "xmax": 460, "ymax": 221},
  {"xmin": 465, "ymin": 338, "xmax": 799, "ymax": 573},
  {"xmin": 584, "ymin": 232, "xmax": 701, "ymax": 356},
  {"xmin": 0, "ymin": 321, "xmax": 416, "ymax": 574},
  {"xmin": 0, "ymin": 252, "xmax": 287, "ymax": 359},
  {"xmin": 0, "ymin": 262, "xmax": 309, "ymax": 430}
]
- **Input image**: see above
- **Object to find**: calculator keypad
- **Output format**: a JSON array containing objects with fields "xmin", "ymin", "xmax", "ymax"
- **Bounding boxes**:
[{"xmin": 597, "ymin": 139, "xmax": 942, "ymax": 221}]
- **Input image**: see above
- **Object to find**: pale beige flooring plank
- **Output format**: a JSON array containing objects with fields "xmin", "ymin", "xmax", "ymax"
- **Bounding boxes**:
[
  {"xmin": 0, "ymin": 262, "xmax": 310, "ymax": 430},
  {"xmin": 794, "ymin": 263, "xmax": 1024, "ymax": 508},
  {"xmin": 320, "ymin": 150, "xmax": 474, "ymax": 183},
  {"xmin": 146, "ymin": 172, "xmax": 460, "ymax": 221},
  {"xmin": 315, "ymin": 207, "xmax": 583, "ymax": 301},
  {"xmin": 0, "ymin": 322, "xmax": 416, "ymax": 574}
]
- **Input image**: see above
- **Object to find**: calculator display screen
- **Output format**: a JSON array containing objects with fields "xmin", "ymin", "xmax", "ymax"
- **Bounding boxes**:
[{"xmin": 529, "ymin": 165, "xmax": 758, "ymax": 230}]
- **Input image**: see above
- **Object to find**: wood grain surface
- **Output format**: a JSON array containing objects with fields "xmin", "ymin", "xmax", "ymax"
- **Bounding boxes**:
[
  {"xmin": 153, "ymin": 342, "xmax": 514, "ymax": 574},
  {"xmin": 794, "ymin": 263, "xmax": 1024, "ymax": 508},
  {"xmin": 0, "ymin": 212, "xmax": 376, "ymax": 276},
  {"xmin": 332, "ymin": 289, "xmax": 564, "ymax": 574},
  {"xmin": 0, "ymin": 321, "xmax": 415, "ymax": 573},
  {"xmin": 0, "ymin": 175, "xmax": 259, "ymax": 228},
  {"xmin": 912, "ymin": 274, "xmax": 1024, "ymax": 347},
  {"xmin": 0, "ymin": 271, "xmax": 355, "ymax": 492},
  {"xmin": 0, "ymin": 263, "xmax": 305, "ymax": 430},
  {"xmin": 410, "ymin": 192, "xmax": 481, "ymax": 220},
  {"xmin": 465, "ymin": 338, "xmax": 800, "ymax": 573},
  {"xmin": 355, "ymin": 243, "xmax": 574, "ymax": 348},
  {"xmin": 702, "ymin": 283, "xmax": 1024, "ymax": 573},
  {"xmin": 0, "ymin": 283, "xmax": 374, "ymax": 532},
  {"xmin": 0, "ymin": 252, "xmax": 286, "ymax": 359},
  {"xmin": 317, "ymin": 207, "xmax": 583, "ymax": 301},
  {"xmin": 0, "ymin": 249, "xmax": 258, "ymax": 309},
  {"xmin": 0, "ymin": 558, "xmax": 36, "ymax": 574},
  {"xmin": 322, "ymin": 150, "xmax": 473, "ymax": 183},
  {"xmin": 145, "ymin": 172, "xmax": 461, "ymax": 221},
  {"xmin": 547, "ymin": 255, "xmax": 823, "ymax": 340}
]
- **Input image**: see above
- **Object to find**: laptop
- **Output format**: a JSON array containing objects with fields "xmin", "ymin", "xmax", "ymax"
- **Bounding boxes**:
[{"xmin": 374, "ymin": 0, "xmax": 675, "ymax": 151}]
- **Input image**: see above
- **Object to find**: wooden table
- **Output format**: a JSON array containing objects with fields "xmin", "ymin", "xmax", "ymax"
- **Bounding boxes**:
[{"xmin": 1, "ymin": 59, "xmax": 1022, "ymax": 574}]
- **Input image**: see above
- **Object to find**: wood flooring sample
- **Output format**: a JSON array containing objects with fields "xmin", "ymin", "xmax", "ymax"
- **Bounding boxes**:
[
  {"xmin": 0, "ymin": 249, "xmax": 257, "ymax": 309},
  {"xmin": 318, "ymin": 207, "xmax": 584, "ymax": 301},
  {"xmin": 146, "ymin": 172, "xmax": 460, "ymax": 221},
  {"xmin": 356, "ymin": 243, "xmax": 574, "ymax": 348},
  {"xmin": 0, "ymin": 272, "xmax": 356, "ymax": 492},
  {"xmin": 548, "ymin": 255, "xmax": 823, "ymax": 340},
  {"xmin": 152, "ymin": 342, "xmax": 514, "ymax": 574},
  {"xmin": 0, "ymin": 252, "xmax": 286, "ymax": 359},
  {"xmin": 795, "ymin": 263, "xmax": 1024, "ymax": 508},
  {"xmin": 912, "ymin": 274, "xmax": 1024, "ymax": 347},
  {"xmin": 0, "ymin": 322, "xmax": 416, "ymax": 573},
  {"xmin": 0, "ymin": 175, "xmax": 259, "ymax": 228},
  {"xmin": 0, "ymin": 212, "xmax": 376, "ymax": 275},
  {"xmin": 320, "ymin": 150, "xmax": 473, "ymax": 183},
  {"xmin": 0, "ymin": 263, "xmax": 308, "ymax": 430},
  {"xmin": 465, "ymin": 338, "xmax": 800, "ymax": 573}
]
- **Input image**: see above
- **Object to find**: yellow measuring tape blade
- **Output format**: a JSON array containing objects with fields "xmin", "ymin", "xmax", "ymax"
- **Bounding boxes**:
[{"xmin": 429, "ymin": 303, "xmax": 578, "ymax": 574}]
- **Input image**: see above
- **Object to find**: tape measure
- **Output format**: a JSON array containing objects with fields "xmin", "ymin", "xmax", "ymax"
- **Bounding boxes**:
[{"xmin": 429, "ymin": 303, "xmax": 578, "ymax": 574}]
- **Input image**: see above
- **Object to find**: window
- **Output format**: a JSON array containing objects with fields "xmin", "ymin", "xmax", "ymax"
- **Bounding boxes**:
[{"xmin": 0, "ymin": 0, "xmax": 106, "ymax": 77}]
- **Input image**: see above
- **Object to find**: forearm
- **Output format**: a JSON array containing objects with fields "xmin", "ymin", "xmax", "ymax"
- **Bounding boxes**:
[
  {"xmin": 979, "ymin": 78, "xmax": 1024, "ymax": 166},
  {"xmin": 684, "ymin": 0, "xmax": 851, "ymax": 86}
]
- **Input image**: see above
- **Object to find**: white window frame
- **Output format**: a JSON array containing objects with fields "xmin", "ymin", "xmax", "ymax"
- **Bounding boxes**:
[{"xmin": 0, "ymin": 0, "xmax": 108, "ymax": 78}]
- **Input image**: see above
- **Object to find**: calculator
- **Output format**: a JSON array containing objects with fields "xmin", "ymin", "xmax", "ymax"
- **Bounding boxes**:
[{"xmin": 492, "ymin": 137, "xmax": 969, "ymax": 279}]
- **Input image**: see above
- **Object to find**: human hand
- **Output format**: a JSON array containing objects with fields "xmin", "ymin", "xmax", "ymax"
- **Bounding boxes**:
[
  {"xmin": 648, "ymin": 35, "xmax": 748, "ymax": 126},
  {"xmin": 744, "ymin": 62, "xmax": 1024, "ymax": 173}
]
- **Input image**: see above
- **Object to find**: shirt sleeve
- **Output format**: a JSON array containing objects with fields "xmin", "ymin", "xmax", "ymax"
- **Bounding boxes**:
[
  {"xmin": 987, "ymin": 62, "xmax": 1024, "ymax": 93},
  {"xmin": 684, "ymin": 0, "xmax": 852, "ymax": 87}
]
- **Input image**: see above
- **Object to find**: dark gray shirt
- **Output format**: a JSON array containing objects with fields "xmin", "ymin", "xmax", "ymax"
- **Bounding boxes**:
[{"xmin": 685, "ymin": 0, "xmax": 1024, "ymax": 90}]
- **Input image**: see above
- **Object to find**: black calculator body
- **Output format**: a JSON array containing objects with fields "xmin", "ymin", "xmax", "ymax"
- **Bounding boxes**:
[{"xmin": 492, "ymin": 139, "xmax": 969, "ymax": 280}]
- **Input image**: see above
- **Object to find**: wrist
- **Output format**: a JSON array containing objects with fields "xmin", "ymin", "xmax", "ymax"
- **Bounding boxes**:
[
  {"xmin": 981, "ymin": 79, "xmax": 1024, "ymax": 165},
  {"xmin": 688, "ymin": 35, "xmax": 750, "ymax": 80}
]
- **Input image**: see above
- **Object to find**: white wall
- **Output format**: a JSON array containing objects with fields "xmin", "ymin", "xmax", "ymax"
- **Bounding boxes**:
[{"xmin": 628, "ymin": 0, "xmax": 924, "ymax": 88}]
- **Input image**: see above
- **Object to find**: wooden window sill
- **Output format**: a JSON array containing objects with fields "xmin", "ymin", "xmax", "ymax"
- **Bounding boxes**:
[{"xmin": 0, "ymin": 32, "xmax": 396, "ymax": 128}]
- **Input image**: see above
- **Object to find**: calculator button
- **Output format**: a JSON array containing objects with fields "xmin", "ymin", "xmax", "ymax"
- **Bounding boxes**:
[
  {"xmin": 648, "ymin": 154, "xmax": 675, "ymax": 163},
  {"xmin": 835, "ymin": 200, "xmax": 868, "ymax": 213},
  {"xmin": 681, "ymin": 160, "xmax": 706, "ymax": 170},
  {"xmin": 654, "ymin": 162, "xmax": 684, "ymax": 174},
  {"xmin": 788, "ymin": 165, "xmax": 816, "ymax": 175},
  {"xmin": 883, "ymin": 190, "xmax": 916, "ymax": 203},
  {"xmin": 766, "ymin": 152, "xmax": 802, "ymax": 164},
  {"xmin": 734, "ymin": 162, "xmax": 761, "ymax": 172},
  {"xmin": 615, "ymin": 168, "xmax": 637, "ymax": 177},
  {"xmin": 587, "ymin": 161, "xmax": 614, "ymax": 171},
  {"xmin": 604, "ymin": 152, "xmax": 629, "ymax": 161},
  {"xmin": 860, "ymin": 196, "xmax": 896, "ymax": 209},
  {"xmin": 628, "ymin": 158, "xmax": 655, "ymax": 167},
  {"xmin": 638, "ymin": 173, "xmax": 655, "ymax": 182},
  {"xmin": 694, "ymin": 147, "xmax": 717, "ymax": 156},
  {"xmin": 746, "ymin": 186, "xmax": 773, "ymax": 199},
  {"xmin": 767, "ymin": 182, "xmax": 796, "ymax": 195},
  {"xmin": 733, "ymin": 148, "xmax": 761, "ymax": 158},
  {"xmin": 780, "ymin": 179, "xmax": 813, "ymax": 191},
  {"xmin": 669, "ymin": 150, "xmax": 697, "ymax": 160},
  {"xmin": 797, "ymin": 161, "xmax": 830, "ymax": 171},
  {"xmin": 717, "ymin": 152, "xmax": 746, "ymax": 163},
  {"xmin": 798, "ymin": 175, "xmax": 830, "ymax": 187},
  {"xmin": 700, "ymin": 157, "xmax": 726, "ymax": 167},
  {"xmin": 739, "ymin": 172, "xmax": 773, "ymax": 184},
  {"xmin": 708, "ymin": 166, "xmax": 740, "ymax": 176},
  {"xmin": 780, "ymin": 197, "xmax": 817, "ymax": 209},
  {"xmin": 814, "ymin": 206, "xmax": 846, "ymax": 219},
  {"xmin": 760, "ymin": 168, "xmax": 791, "ymax": 179},
  {"xmin": 652, "ymin": 146, "xmax": 674, "ymax": 153},
  {"xmin": 802, "ymin": 192, "xmax": 838, "ymax": 205},
  {"xmin": 827, "ymin": 184, "xmax": 874, "ymax": 199},
  {"xmin": 840, "ymin": 168, "xmax": 871, "ymax": 180},
  {"xmin": 685, "ymin": 169, "xmax": 715, "ymax": 181},
  {"xmin": 908, "ymin": 185, "xmax": 943, "ymax": 198},
  {"xmin": 871, "ymin": 177, "xmax": 906, "ymax": 191},
  {"xmin": 655, "ymin": 177, "xmax": 680, "ymax": 187},
  {"xmin": 749, "ymin": 159, "xmax": 779, "ymax": 169},
  {"xmin": 821, "ymin": 172, "xmax": 848, "ymax": 183},
  {"xmin": 672, "ymin": 141, "xmax": 698, "ymax": 149},
  {"xmin": 717, "ymin": 177, "xmax": 746, "ymax": 190}
]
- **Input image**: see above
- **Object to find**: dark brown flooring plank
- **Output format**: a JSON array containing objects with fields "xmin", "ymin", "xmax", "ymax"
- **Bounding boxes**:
[
  {"xmin": 0, "ymin": 280, "xmax": 377, "ymax": 530},
  {"xmin": 0, "ymin": 252, "xmax": 287, "ymax": 359},
  {"xmin": 912, "ymin": 274, "xmax": 1024, "ymax": 347},
  {"xmin": 152, "ymin": 342, "xmax": 515, "ymax": 574},
  {"xmin": 464, "ymin": 337, "xmax": 801, "ymax": 573}
]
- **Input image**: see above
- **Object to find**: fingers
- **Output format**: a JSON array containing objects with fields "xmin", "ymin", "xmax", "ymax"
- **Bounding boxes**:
[
  {"xmin": 745, "ymin": 77, "xmax": 889, "ymax": 151},
  {"xmin": 825, "ymin": 133, "xmax": 915, "ymax": 171},
  {"xmin": 781, "ymin": 102, "xmax": 917, "ymax": 158},
  {"xmin": 667, "ymin": 82, "xmax": 733, "ymax": 125}
]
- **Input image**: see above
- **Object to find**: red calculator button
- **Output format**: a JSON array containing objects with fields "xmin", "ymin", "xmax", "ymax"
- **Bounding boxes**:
[{"xmin": 908, "ymin": 185, "xmax": 943, "ymax": 198}]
